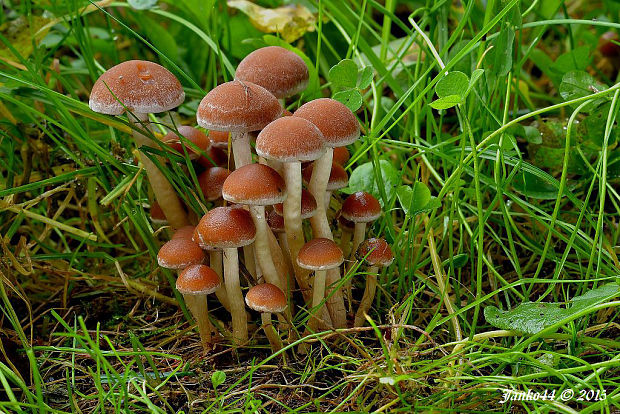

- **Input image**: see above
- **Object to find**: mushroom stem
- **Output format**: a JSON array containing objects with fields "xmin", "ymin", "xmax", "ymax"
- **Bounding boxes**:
[
  {"xmin": 308, "ymin": 149, "xmax": 346, "ymax": 328},
  {"xmin": 324, "ymin": 191, "xmax": 332, "ymax": 210},
  {"xmin": 129, "ymin": 113, "xmax": 189, "ymax": 229},
  {"xmin": 340, "ymin": 229, "xmax": 353, "ymax": 258},
  {"xmin": 282, "ymin": 162, "xmax": 310, "ymax": 298},
  {"xmin": 345, "ymin": 222, "xmax": 367, "ymax": 308},
  {"xmin": 223, "ymin": 247, "xmax": 247, "ymax": 344},
  {"xmin": 231, "ymin": 131, "xmax": 252, "ymax": 168},
  {"xmin": 308, "ymin": 270, "xmax": 327, "ymax": 333},
  {"xmin": 249, "ymin": 206, "xmax": 285, "ymax": 290},
  {"xmin": 209, "ymin": 251, "xmax": 231, "ymax": 312},
  {"xmin": 354, "ymin": 266, "xmax": 378, "ymax": 327},
  {"xmin": 261, "ymin": 312, "xmax": 284, "ymax": 355},
  {"xmin": 275, "ymin": 232, "xmax": 294, "ymax": 295},
  {"xmin": 182, "ymin": 293, "xmax": 213, "ymax": 352}
]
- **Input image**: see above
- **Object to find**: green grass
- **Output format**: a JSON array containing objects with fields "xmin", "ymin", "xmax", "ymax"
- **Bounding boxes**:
[{"xmin": 1, "ymin": 0, "xmax": 619, "ymax": 412}]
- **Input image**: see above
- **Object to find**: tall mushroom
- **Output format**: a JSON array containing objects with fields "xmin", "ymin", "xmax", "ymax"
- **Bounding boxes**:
[
  {"xmin": 196, "ymin": 80, "xmax": 281, "ymax": 169},
  {"xmin": 194, "ymin": 207, "xmax": 256, "ymax": 345},
  {"xmin": 302, "ymin": 161, "xmax": 348, "ymax": 210},
  {"xmin": 222, "ymin": 164, "xmax": 287, "ymax": 293},
  {"xmin": 256, "ymin": 117, "xmax": 325, "ymax": 299},
  {"xmin": 89, "ymin": 60, "xmax": 189, "ymax": 229},
  {"xmin": 293, "ymin": 98, "xmax": 359, "ymax": 329},
  {"xmin": 273, "ymin": 189, "xmax": 317, "ymax": 220},
  {"xmin": 353, "ymin": 238, "xmax": 394, "ymax": 327},
  {"xmin": 176, "ymin": 264, "xmax": 221, "ymax": 351},
  {"xmin": 235, "ymin": 46, "xmax": 309, "ymax": 105},
  {"xmin": 245, "ymin": 283, "xmax": 288, "ymax": 355},
  {"xmin": 297, "ymin": 238, "xmax": 343, "ymax": 332}
]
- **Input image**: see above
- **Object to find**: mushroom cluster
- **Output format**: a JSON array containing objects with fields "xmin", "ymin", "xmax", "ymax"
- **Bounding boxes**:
[{"xmin": 89, "ymin": 47, "xmax": 394, "ymax": 353}]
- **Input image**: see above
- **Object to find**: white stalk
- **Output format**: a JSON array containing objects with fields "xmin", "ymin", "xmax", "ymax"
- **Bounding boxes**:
[
  {"xmin": 354, "ymin": 266, "xmax": 378, "ymax": 327},
  {"xmin": 223, "ymin": 247, "xmax": 247, "ymax": 344}
]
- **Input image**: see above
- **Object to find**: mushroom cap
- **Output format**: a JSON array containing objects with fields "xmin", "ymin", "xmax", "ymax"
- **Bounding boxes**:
[
  {"xmin": 198, "ymin": 167, "xmax": 231, "ymax": 202},
  {"xmin": 256, "ymin": 117, "xmax": 325, "ymax": 163},
  {"xmin": 341, "ymin": 191, "xmax": 381, "ymax": 223},
  {"xmin": 176, "ymin": 264, "xmax": 221, "ymax": 295},
  {"xmin": 194, "ymin": 206, "xmax": 256, "ymax": 249},
  {"xmin": 196, "ymin": 80, "xmax": 282, "ymax": 133},
  {"xmin": 332, "ymin": 146, "xmax": 350, "ymax": 166},
  {"xmin": 157, "ymin": 238, "xmax": 205, "ymax": 269},
  {"xmin": 89, "ymin": 60, "xmax": 185, "ymax": 115},
  {"xmin": 172, "ymin": 225, "xmax": 196, "ymax": 240},
  {"xmin": 245, "ymin": 283, "xmax": 287, "ymax": 313},
  {"xmin": 356, "ymin": 238, "xmax": 394, "ymax": 267},
  {"xmin": 267, "ymin": 209, "xmax": 285, "ymax": 233},
  {"xmin": 302, "ymin": 161, "xmax": 348, "ymax": 191},
  {"xmin": 293, "ymin": 98, "xmax": 360, "ymax": 147},
  {"xmin": 164, "ymin": 126, "xmax": 210, "ymax": 159},
  {"xmin": 208, "ymin": 130, "xmax": 230, "ymax": 148},
  {"xmin": 222, "ymin": 163, "xmax": 286, "ymax": 206},
  {"xmin": 150, "ymin": 201, "xmax": 167, "ymax": 225},
  {"xmin": 274, "ymin": 189, "xmax": 317, "ymax": 219},
  {"xmin": 599, "ymin": 31, "xmax": 620, "ymax": 57},
  {"xmin": 297, "ymin": 238, "xmax": 344, "ymax": 271},
  {"xmin": 197, "ymin": 146, "xmax": 229, "ymax": 169},
  {"xmin": 235, "ymin": 46, "xmax": 309, "ymax": 99}
]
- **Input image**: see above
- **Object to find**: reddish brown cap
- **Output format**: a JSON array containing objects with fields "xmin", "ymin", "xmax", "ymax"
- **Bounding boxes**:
[
  {"xmin": 274, "ymin": 189, "xmax": 316, "ymax": 219},
  {"xmin": 256, "ymin": 117, "xmax": 325, "ymax": 162},
  {"xmin": 333, "ymin": 146, "xmax": 350, "ymax": 166},
  {"xmin": 196, "ymin": 80, "xmax": 282, "ymax": 133},
  {"xmin": 164, "ymin": 126, "xmax": 209, "ymax": 159},
  {"xmin": 90, "ymin": 60, "xmax": 184, "ymax": 115},
  {"xmin": 356, "ymin": 238, "xmax": 394, "ymax": 267},
  {"xmin": 198, "ymin": 167, "xmax": 231, "ymax": 202},
  {"xmin": 338, "ymin": 215, "xmax": 355, "ymax": 231},
  {"xmin": 297, "ymin": 238, "xmax": 344, "ymax": 271},
  {"xmin": 172, "ymin": 225, "xmax": 196, "ymax": 240},
  {"xmin": 599, "ymin": 31, "xmax": 620, "ymax": 57},
  {"xmin": 208, "ymin": 130, "xmax": 229, "ymax": 148},
  {"xmin": 222, "ymin": 164, "xmax": 286, "ymax": 205},
  {"xmin": 235, "ymin": 46, "xmax": 309, "ymax": 99},
  {"xmin": 267, "ymin": 209, "xmax": 285, "ymax": 233},
  {"xmin": 176, "ymin": 264, "xmax": 221, "ymax": 295},
  {"xmin": 194, "ymin": 206, "xmax": 256, "ymax": 249},
  {"xmin": 197, "ymin": 146, "xmax": 229, "ymax": 169},
  {"xmin": 245, "ymin": 283, "xmax": 287, "ymax": 313},
  {"xmin": 341, "ymin": 192, "xmax": 381, "ymax": 223},
  {"xmin": 157, "ymin": 238, "xmax": 205, "ymax": 269},
  {"xmin": 150, "ymin": 201, "xmax": 167, "ymax": 225},
  {"xmin": 293, "ymin": 98, "xmax": 360, "ymax": 147},
  {"xmin": 302, "ymin": 161, "xmax": 348, "ymax": 191}
]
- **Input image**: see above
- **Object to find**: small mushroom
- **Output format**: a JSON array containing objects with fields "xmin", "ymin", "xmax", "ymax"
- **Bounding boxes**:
[
  {"xmin": 256, "ymin": 117, "xmax": 325, "ymax": 301},
  {"xmin": 353, "ymin": 238, "xmax": 394, "ymax": 327},
  {"xmin": 297, "ymin": 238, "xmax": 343, "ymax": 332},
  {"xmin": 197, "ymin": 80, "xmax": 281, "ymax": 168},
  {"xmin": 332, "ymin": 146, "xmax": 350, "ymax": 166},
  {"xmin": 176, "ymin": 264, "xmax": 221, "ymax": 351},
  {"xmin": 235, "ymin": 46, "xmax": 309, "ymax": 103},
  {"xmin": 274, "ymin": 189, "xmax": 317, "ymax": 220},
  {"xmin": 149, "ymin": 201, "xmax": 167, "ymax": 227},
  {"xmin": 157, "ymin": 238, "xmax": 205, "ymax": 271},
  {"xmin": 245, "ymin": 283, "xmax": 288, "ymax": 355},
  {"xmin": 341, "ymin": 191, "xmax": 382, "ymax": 310},
  {"xmin": 198, "ymin": 167, "xmax": 231, "ymax": 203},
  {"xmin": 171, "ymin": 225, "xmax": 196, "ymax": 240},
  {"xmin": 164, "ymin": 125, "xmax": 210, "ymax": 160},
  {"xmin": 194, "ymin": 207, "xmax": 256, "ymax": 345},
  {"xmin": 90, "ymin": 60, "xmax": 189, "ymax": 228}
]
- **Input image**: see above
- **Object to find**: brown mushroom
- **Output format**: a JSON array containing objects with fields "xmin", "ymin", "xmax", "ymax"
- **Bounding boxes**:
[
  {"xmin": 297, "ymin": 238, "xmax": 343, "ymax": 332},
  {"xmin": 164, "ymin": 125, "xmax": 210, "ymax": 160},
  {"xmin": 90, "ymin": 60, "xmax": 189, "ymax": 228},
  {"xmin": 353, "ymin": 238, "xmax": 394, "ymax": 327},
  {"xmin": 245, "ymin": 283, "xmax": 288, "ymax": 355},
  {"xmin": 194, "ymin": 207, "xmax": 256, "ymax": 344},
  {"xmin": 176, "ymin": 264, "xmax": 221, "ymax": 351},
  {"xmin": 196, "ymin": 80, "xmax": 281, "ymax": 168}
]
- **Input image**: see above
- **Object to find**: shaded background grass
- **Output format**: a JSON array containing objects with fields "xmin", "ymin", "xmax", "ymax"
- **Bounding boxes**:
[{"xmin": 0, "ymin": 0, "xmax": 619, "ymax": 412}]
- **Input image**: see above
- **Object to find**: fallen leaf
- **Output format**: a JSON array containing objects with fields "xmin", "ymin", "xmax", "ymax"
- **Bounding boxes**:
[{"xmin": 227, "ymin": 0, "xmax": 317, "ymax": 43}]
